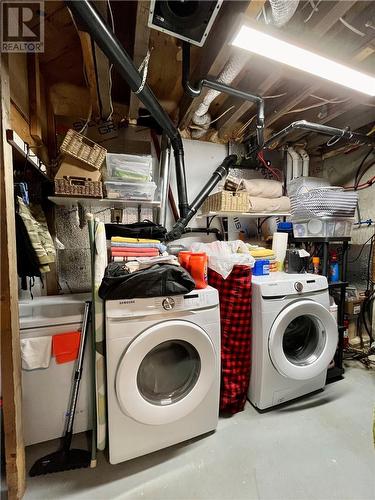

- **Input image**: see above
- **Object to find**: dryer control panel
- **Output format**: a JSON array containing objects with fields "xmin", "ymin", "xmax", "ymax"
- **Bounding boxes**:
[
  {"xmin": 106, "ymin": 286, "xmax": 219, "ymax": 319},
  {"xmin": 252, "ymin": 273, "xmax": 328, "ymax": 298}
]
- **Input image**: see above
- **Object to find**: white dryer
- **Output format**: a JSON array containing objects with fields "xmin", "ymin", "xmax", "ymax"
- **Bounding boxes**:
[
  {"xmin": 248, "ymin": 273, "xmax": 338, "ymax": 410},
  {"xmin": 105, "ymin": 286, "xmax": 220, "ymax": 464}
]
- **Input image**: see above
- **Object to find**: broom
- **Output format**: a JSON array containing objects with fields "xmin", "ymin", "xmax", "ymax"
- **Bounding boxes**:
[{"xmin": 29, "ymin": 301, "xmax": 92, "ymax": 476}]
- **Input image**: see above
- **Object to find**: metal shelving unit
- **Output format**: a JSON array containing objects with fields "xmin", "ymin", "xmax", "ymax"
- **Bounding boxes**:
[{"xmin": 290, "ymin": 235, "xmax": 350, "ymax": 383}]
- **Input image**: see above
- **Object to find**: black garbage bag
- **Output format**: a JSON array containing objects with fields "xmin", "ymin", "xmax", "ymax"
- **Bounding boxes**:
[
  {"xmin": 105, "ymin": 221, "xmax": 167, "ymax": 241},
  {"xmin": 99, "ymin": 263, "xmax": 195, "ymax": 300}
]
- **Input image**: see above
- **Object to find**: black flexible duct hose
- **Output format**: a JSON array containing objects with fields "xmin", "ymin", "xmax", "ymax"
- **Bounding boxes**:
[
  {"xmin": 66, "ymin": 0, "xmax": 189, "ymax": 217},
  {"xmin": 166, "ymin": 155, "xmax": 237, "ymax": 241}
]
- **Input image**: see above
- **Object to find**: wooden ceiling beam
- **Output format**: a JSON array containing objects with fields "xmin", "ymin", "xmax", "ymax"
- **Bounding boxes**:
[
  {"xmin": 310, "ymin": 0, "xmax": 356, "ymax": 35},
  {"xmin": 178, "ymin": 0, "xmax": 266, "ymax": 130},
  {"xmin": 78, "ymin": 31, "xmax": 101, "ymax": 118},
  {"xmin": 129, "ymin": 1, "xmax": 151, "ymax": 120}
]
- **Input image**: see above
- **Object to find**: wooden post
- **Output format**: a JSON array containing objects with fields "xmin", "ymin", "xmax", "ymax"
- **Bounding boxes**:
[{"xmin": 0, "ymin": 54, "xmax": 26, "ymax": 499}]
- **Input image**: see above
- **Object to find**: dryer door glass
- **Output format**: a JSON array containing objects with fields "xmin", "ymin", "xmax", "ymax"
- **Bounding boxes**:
[
  {"xmin": 115, "ymin": 319, "xmax": 217, "ymax": 425},
  {"xmin": 137, "ymin": 340, "xmax": 201, "ymax": 406},
  {"xmin": 269, "ymin": 299, "xmax": 338, "ymax": 380}
]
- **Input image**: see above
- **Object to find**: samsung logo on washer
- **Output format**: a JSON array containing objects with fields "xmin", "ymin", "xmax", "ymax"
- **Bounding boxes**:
[{"xmin": 119, "ymin": 300, "xmax": 136, "ymax": 305}]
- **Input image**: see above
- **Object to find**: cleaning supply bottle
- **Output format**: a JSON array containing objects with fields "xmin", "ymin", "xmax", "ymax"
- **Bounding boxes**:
[
  {"xmin": 178, "ymin": 251, "xmax": 192, "ymax": 270},
  {"xmin": 189, "ymin": 253, "xmax": 208, "ymax": 289},
  {"xmin": 329, "ymin": 251, "xmax": 339, "ymax": 282},
  {"xmin": 312, "ymin": 256, "xmax": 320, "ymax": 274}
]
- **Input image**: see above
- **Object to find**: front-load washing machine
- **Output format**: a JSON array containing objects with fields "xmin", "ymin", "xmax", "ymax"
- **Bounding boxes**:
[
  {"xmin": 105, "ymin": 286, "xmax": 220, "ymax": 464},
  {"xmin": 248, "ymin": 273, "xmax": 338, "ymax": 410}
]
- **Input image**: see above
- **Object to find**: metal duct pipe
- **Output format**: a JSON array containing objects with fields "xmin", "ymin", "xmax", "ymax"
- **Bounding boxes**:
[
  {"xmin": 182, "ymin": 42, "xmax": 265, "ymax": 148},
  {"xmin": 166, "ymin": 155, "xmax": 237, "ymax": 241},
  {"xmin": 261, "ymin": 120, "xmax": 371, "ymax": 151},
  {"xmin": 158, "ymin": 134, "xmax": 171, "ymax": 227},
  {"xmin": 66, "ymin": 0, "xmax": 189, "ymax": 218}
]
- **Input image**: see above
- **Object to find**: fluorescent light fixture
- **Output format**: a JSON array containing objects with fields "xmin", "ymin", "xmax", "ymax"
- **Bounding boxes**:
[{"xmin": 231, "ymin": 24, "xmax": 375, "ymax": 96}]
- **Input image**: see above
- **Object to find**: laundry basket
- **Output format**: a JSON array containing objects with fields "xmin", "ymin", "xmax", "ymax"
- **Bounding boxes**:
[{"xmin": 208, "ymin": 265, "xmax": 252, "ymax": 414}]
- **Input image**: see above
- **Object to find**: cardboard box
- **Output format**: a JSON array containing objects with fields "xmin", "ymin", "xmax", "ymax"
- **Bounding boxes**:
[
  {"xmin": 55, "ymin": 157, "xmax": 102, "ymax": 182},
  {"xmin": 344, "ymin": 298, "xmax": 364, "ymax": 316}
]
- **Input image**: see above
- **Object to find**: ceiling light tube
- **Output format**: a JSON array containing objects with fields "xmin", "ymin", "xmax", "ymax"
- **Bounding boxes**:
[{"xmin": 231, "ymin": 23, "xmax": 375, "ymax": 96}]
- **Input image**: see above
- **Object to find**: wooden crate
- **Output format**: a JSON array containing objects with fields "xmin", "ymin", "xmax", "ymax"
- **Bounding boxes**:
[
  {"xmin": 60, "ymin": 129, "xmax": 106, "ymax": 170},
  {"xmin": 54, "ymin": 176, "xmax": 103, "ymax": 198},
  {"xmin": 201, "ymin": 190, "xmax": 249, "ymax": 213}
]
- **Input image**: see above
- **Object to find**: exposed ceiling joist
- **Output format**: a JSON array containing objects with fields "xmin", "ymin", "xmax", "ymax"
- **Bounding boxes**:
[
  {"xmin": 311, "ymin": 0, "xmax": 356, "ymax": 35},
  {"xmin": 78, "ymin": 31, "xmax": 100, "ymax": 118}
]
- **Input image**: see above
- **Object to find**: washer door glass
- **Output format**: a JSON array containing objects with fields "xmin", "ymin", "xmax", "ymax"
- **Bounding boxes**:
[
  {"xmin": 137, "ymin": 340, "xmax": 201, "ymax": 406},
  {"xmin": 282, "ymin": 315, "xmax": 325, "ymax": 367},
  {"xmin": 269, "ymin": 300, "xmax": 338, "ymax": 380},
  {"xmin": 115, "ymin": 320, "xmax": 217, "ymax": 425}
]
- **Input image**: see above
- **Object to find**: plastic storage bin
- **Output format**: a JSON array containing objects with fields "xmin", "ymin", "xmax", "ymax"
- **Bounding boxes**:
[
  {"xmin": 292, "ymin": 218, "xmax": 353, "ymax": 238},
  {"xmin": 106, "ymin": 153, "xmax": 152, "ymax": 183},
  {"xmin": 104, "ymin": 181, "xmax": 157, "ymax": 201}
]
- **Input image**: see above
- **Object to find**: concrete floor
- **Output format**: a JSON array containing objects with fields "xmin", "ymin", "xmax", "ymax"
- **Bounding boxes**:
[{"xmin": 23, "ymin": 364, "xmax": 375, "ymax": 500}]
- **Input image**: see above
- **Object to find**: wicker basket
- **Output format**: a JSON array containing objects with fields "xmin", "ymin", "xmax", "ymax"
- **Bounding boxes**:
[
  {"xmin": 201, "ymin": 190, "xmax": 249, "ymax": 213},
  {"xmin": 60, "ymin": 129, "xmax": 106, "ymax": 170},
  {"xmin": 54, "ymin": 176, "xmax": 103, "ymax": 198}
]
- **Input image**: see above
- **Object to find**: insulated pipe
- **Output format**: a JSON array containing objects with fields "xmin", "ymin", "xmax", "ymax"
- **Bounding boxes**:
[
  {"xmin": 158, "ymin": 134, "xmax": 171, "ymax": 227},
  {"xmin": 166, "ymin": 155, "xmax": 238, "ymax": 241},
  {"xmin": 182, "ymin": 42, "xmax": 265, "ymax": 148},
  {"xmin": 66, "ymin": 0, "xmax": 189, "ymax": 218}
]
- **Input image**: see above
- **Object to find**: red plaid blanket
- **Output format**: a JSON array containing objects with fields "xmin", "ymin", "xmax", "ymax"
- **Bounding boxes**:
[{"xmin": 208, "ymin": 265, "xmax": 252, "ymax": 414}]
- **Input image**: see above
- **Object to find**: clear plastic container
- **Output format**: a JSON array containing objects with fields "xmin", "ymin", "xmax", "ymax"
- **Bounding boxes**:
[
  {"xmin": 104, "ymin": 181, "xmax": 157, "ymax": 201},
  {"xmin": 106, "ymin": 153, "xmax": 152, "ymax": 183},
  {"xmin": 292, "ymin": 218, "xmax": 353, "ymax": 238}
]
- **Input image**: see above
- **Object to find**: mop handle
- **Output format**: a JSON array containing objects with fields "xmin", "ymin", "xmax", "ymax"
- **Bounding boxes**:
[{"xmin": 66, "ymin": 301, "xmax": 91, "ymax": 434}]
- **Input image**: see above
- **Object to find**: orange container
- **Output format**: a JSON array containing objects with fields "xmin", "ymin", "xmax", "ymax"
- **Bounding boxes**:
[
  {"xmin": 189, "ymin": 253, "xmax": 208, "ymax": 289},
  {"xmin": 178, "ymin": 251, "xmax": 192, "ymax": 270}
]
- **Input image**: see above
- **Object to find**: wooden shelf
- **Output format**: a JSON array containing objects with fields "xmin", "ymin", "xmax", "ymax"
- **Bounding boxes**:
[
  {"xmin": 48, "ymin": 196, "xmax": 161, "ymax": 209},
  {"xmin": 197, "ymin": 211, "xmax": 291, "ymax": 219},
  {"xmin": 7, "ymin": 129, "xmax": 50, "ymax": 181}
]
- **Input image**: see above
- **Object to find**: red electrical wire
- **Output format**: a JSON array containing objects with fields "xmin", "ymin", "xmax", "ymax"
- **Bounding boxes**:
[
  {"xmin": 257, "ymin": 151, "xmax": 282, "ymax": 181},
  {"xmin": 344, "ymin": 176, "xmax": 375, "ymax": 191}
]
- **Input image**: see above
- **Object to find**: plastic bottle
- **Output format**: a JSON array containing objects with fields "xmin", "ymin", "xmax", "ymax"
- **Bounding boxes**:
[
  {"xmin": 330, "ymin": 252, "xmax": 339, "ymax": 283},
  {"xmin": 312, "ymin": 256, "xmax": 320, "ymax": 274},
  {"xmin": 178, "ymin": 251, "xmax": 192, "ymax": 270},
  {"xmin": 189, "ymin": 253, "xmax": 208, "ymax": 289}
]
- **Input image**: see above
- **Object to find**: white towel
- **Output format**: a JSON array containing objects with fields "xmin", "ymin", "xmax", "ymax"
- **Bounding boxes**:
[
  {"xmin": 241, "ymin": 179, "xmax": 283, "ymax": 198},
  {"xmin": 20, "ymin": 336, "xmax": 52, "ymax": 370}
]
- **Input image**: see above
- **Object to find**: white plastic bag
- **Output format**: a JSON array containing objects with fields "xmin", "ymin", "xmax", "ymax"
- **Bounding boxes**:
[{"xmin": 190, "ymin": 240, "xmax": 255, "ymax": 279}]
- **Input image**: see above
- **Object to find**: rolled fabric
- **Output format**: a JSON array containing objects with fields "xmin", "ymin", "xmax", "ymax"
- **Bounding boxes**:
[
  {"xmin": 241, "ymin": 179, "xmax": 283, "ymax": 198},
  {"xmin": 248, "ymin": 196, "xmax": 290, "ymax": 213}
]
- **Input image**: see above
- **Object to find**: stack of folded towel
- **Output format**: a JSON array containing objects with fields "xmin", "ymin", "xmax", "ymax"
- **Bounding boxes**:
[
  {"xmin": 110, "ymin": 236, "xmax": 167, "ymax": 261},
  {"xmin": 247, "ymin": 245, "xmax": 278, "ymax": 273},
  {"xmin": 240, "ymin": 179, "xmax": 291, "ymax": 213}
]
